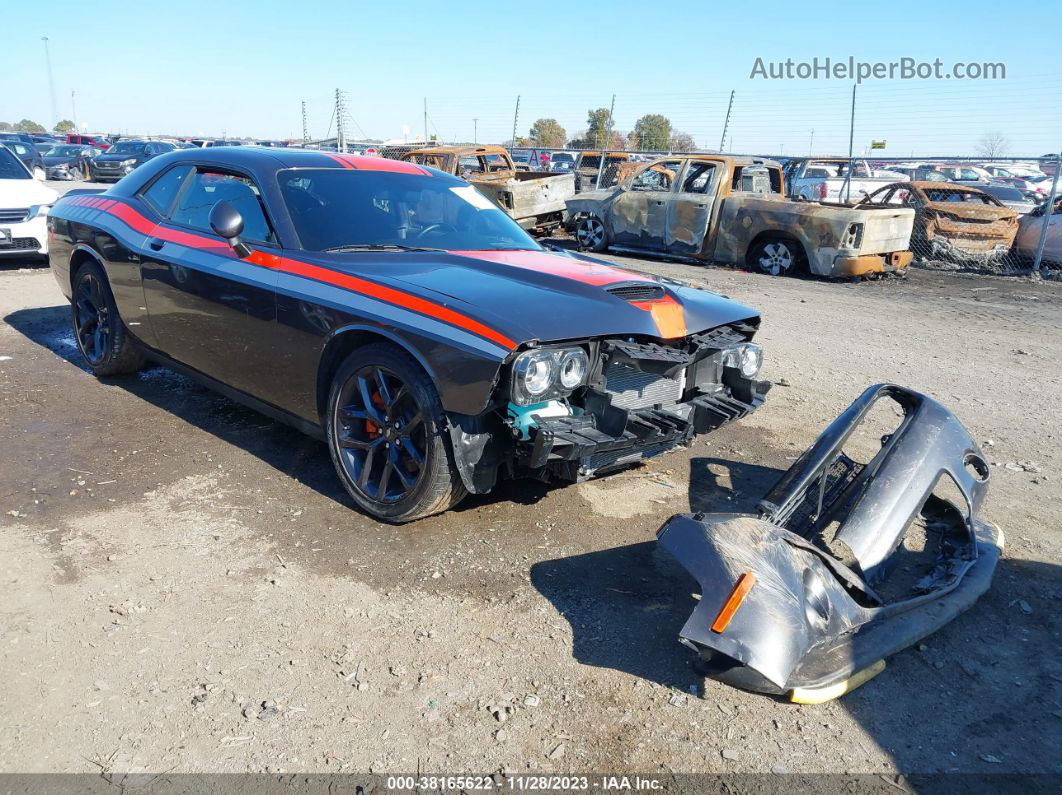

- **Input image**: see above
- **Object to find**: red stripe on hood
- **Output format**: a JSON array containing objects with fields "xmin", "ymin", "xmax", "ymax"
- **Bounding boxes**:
[{"xmin": 450, "ymin": 249, "xmax": 652, "ymax": 287}]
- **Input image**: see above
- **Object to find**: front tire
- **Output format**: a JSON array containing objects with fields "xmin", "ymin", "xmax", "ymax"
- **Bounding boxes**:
[
  {"xmin": 326, "ymin": 343, "xmax": 466, "ymax": 523},
  {"xmin": 575, "ymin": 214, "xmax": 609, "ymax": 252},
  {"xmin": 72, "ymin": 261, "xmax": 145, "ymax": 376},
  {"xmin": 748, "ymin": 237, "xmax": 803, "ymax": 276}
]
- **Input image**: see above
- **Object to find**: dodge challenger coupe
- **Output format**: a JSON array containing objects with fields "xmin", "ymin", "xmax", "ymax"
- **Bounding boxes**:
[{"xmin": 48, "ymin": 148, "xmax": 769, "ymax": 522}]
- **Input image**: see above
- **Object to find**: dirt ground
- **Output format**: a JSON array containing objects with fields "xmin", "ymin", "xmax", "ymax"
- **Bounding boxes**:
[{"xmin": 1, "ymin": 208, "xmax": 1060, "ymax": 779}]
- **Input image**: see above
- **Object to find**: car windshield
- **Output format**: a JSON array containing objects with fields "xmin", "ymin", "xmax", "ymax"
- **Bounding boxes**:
[
  {"xmin": 0, "ymin": 147, "xmax": 29, "ymax": 179},
  {"xmin": 46, "ymin": 146, "xmax": 84, "ymax": 157},
  {"xmin": 980, "ymin": 186, "xmax": 1023, "ymax": 201},
  {"xmin": 278, "ymin": 168, "xmax": 540, "ymax": 253},
  {"xmin": 552, "ymin": 153, "xmax": 574, "ymax": 162},
  {"xmin": 109, "ymin": 142, "xmax": 146, "ymax": 154},
  {"xmin": 923, "ymin": 188, "xmax": 994, "ymax": 203}
]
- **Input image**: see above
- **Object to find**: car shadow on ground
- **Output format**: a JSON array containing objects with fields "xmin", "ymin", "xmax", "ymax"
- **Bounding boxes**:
[
  {"xmin": 531, "ymin": 455, "xmax": 781, "ymax": 692},
  {"xmin": 534, "ymin": 451, "xmax": 1061, "ymax": 774},
  {"xmin": 4, "ymin": 305, "xmax": 570, "ymax": 514}
]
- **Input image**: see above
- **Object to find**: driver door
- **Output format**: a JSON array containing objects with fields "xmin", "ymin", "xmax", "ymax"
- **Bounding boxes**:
[
  {"xmin": 139, "ymin": 166, "xmax": 281, "ymax": 399},
  {"xmin": 610, "ymin": 159, "xmax": 683, "ymax": 249}
]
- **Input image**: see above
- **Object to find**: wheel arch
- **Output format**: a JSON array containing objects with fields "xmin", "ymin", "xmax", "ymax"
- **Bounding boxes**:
[
  {"xmin": 315, "ymin": 324, "xmax": 441, "ymax": 423},
  {"xmin": 68, "ymin": 245, "xmax": 106, "ymax": 293}
]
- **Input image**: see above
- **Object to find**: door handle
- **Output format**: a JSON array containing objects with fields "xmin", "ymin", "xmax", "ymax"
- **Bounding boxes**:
[
  {"xmin": 147, "ymin": 237, "xmax": 165, "ymax": 251},
  {"xmin": 652, "ymin": 200, "xmax": 664, "ymax": 206}
]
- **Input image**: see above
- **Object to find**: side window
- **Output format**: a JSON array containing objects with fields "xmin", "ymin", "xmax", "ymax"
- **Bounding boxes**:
[
  {"xmin": 631, "ymin": 160, "xmax": 681, "ymax": 192},
  {"xmin": 144, "ymin": 144, "xmax": 157, "ymax": 156},
  {"xmin": 139, "ymin": 165, "xmax": 192, "ymax": 216},
  {"xmin": 459, "ymin": 156, "xmax": 484, "ymax": 175},
  {"xmin": 682, "ymin": 162, "xmax": 717, "ymax": 194},
  {"xmin": 484, "ymin": 154, "xmax": 508, "ymax": 172},
  {"xmin": 170, "ymin": 169, "xmax": 274, "ymax": 244}
]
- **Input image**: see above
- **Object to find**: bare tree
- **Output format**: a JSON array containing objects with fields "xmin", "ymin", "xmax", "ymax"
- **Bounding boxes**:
[{"xmin": 976, "ymin": 131, "xmax": 1010, "ymax": 159}]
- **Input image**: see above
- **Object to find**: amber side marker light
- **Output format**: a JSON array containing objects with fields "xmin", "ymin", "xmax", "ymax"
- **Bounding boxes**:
[{"xmin": 710, "ymin": 572, "xmax": 756, "ymax": 634}]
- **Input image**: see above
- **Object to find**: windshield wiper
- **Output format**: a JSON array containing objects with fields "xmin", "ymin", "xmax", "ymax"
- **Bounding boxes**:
[{"xmin": 322, "ymin": 243, "xmax": 447, "ymax": 253}]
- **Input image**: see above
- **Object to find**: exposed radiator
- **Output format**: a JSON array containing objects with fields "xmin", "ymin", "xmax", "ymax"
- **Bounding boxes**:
[{"xmin": 604, "ymin": 361, "xmax": 684, "ymax": 410}]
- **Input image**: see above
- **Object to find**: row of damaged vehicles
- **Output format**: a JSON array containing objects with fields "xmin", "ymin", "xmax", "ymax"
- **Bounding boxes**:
[
  {"xmin": 393, "ymin": 145, "xmax": 1058, "ymax": 274},
  {"xmin": 393, "ymin": 146, "xmax": 917, "ymax": 278}
]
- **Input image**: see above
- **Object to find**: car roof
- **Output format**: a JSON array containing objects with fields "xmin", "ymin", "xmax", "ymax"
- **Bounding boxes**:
[{"xmin": 147, "ymin": 146, "xmax": 440, "ymax": 174}]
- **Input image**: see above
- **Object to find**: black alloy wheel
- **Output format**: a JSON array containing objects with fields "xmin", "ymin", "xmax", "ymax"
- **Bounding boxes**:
[
  {"xmin": 71, "ymin": 262, "xmax": 144, "ymax": 376},
  {"xmin": 74, "ymin": 269, "xmax": 111, "ymax": 366},
  {"xmin": 335, "ymin": 364, "xmax": 426, "ymax": 504},
  {"xmin": 327, "ymin": 344, "xmax": 466, "ymax": 522}
]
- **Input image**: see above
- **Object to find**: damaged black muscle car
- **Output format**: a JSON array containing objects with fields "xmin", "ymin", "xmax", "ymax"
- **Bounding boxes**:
[
  {"xmin": 47, "ymin": 147, "xmax": 769, "ymax": 522},
  {"xmin": 658, "ymin": 384, "xmax": 1001, "ymax": 702}
]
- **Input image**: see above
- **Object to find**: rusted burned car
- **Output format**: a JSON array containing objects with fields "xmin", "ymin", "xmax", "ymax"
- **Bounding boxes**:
[
  {"xmin": 861, "ymin": 181, "xmax": 1019, "ymax": 265},
  {"xmin": 399, "ymin": 145, "xmax": 574, "ymax": 232},
  {"xmin": 658, "ymin": 384, "xmax": 1002, "ymax": 702},
  {"xmin": 566, "ymin": 155, "xmax": 915, "ymax": 278}
]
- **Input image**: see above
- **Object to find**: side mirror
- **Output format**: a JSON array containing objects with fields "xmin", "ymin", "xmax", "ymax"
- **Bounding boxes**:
[{"xmin": 209, "ymin": 200, "xmax": 251, "ymax": 258}]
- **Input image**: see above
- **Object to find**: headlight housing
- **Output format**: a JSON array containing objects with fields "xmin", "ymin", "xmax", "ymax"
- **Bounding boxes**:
[
  {"xmin": 723, "ymin": 342, "xmax": 763, "ymax": 378},
  {"xmin": 511, "ymin": 346, "xmax": 589, "ymax": 406},
  {"xmin": 121, "ymin": 158, "xmax": 136, "ymax": 167},
  {"xmin": 27, "ymin": 204, "xmax": 52, "ymax": 219}
]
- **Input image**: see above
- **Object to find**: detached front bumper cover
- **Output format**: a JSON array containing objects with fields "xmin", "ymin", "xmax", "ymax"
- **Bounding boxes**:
[{"xmin": 657, "ymin": 383, "xmax": 1002, "ymax": 700}]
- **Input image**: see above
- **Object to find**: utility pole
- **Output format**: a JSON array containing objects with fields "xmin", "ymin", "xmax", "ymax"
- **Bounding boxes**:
[
  {"xmin": 473, "ymin": 118, "xmax": 478, "ymax": 144},
  {"xmin": 335, "ymin": 89, "xmax": 346, "ymax": 153},
  {"xmin": 71, "ymin": 90, "xmax": 78, "ymax": 133},
  {"xmin": 510, "ymin": 96, "xmax": 520, "ymax": 152},
  {"xmin": 595, "ymin": 94, "xmax": 616, "ymax": 190},
  {"xmin": 841, "ymin": 84, "xmax": 857, "ymax": 203},
  {"xmin": 301, "ymin": 100, "xmax": 309, "ymax": 145},
  {"xmin": 718, "ymin": 89, "xmax": 734, "ymax": 152},
  {"xmin": 41, "ymin": 36, "xmax": 58, "ymax": 129},
  {"xmin": 423, "ymin": 97, "xmax": 428, "ymax": 143}
]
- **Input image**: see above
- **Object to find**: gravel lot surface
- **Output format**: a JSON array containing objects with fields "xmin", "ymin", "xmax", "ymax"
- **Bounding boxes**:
[{"xmin": 1, "ymin": 181, "xmax": 1059, "ymax": 778}]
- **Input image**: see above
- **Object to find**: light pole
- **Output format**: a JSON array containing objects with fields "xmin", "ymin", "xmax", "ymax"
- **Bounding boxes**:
[
  {"xmin": 473, "ymin": 117, "xmax": 478, "ymax": 144},
  {"xmin": 71, "ymin": 90, "xmax": 78, "ymax": 133},
  {"xmin": 41, "ymin": 36, "xmax": 58, "ymax": 129}
]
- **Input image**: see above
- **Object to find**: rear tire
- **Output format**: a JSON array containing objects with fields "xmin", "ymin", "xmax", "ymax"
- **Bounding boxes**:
[
  {"xmin": 326, "ymin": 343, "xmax": 466, "ymax": 523},
  {"xmin": 71, "ymin": 260, "xmax": 145, "ymax": 376},
  {"xmin": 747, "ymin": 237, "xmax": 804, "ymax": 276}
]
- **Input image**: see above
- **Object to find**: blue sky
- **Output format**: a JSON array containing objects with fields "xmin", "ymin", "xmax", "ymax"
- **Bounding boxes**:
[{"xmin": 1, "ymin": 0, "xmax": 1059, "ymax": 156}]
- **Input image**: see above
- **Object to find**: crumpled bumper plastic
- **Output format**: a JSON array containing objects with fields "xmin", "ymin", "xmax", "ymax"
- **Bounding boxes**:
[{"xmin": 656, "ymin": 383, "xmax": 1001, "ymax": 699}]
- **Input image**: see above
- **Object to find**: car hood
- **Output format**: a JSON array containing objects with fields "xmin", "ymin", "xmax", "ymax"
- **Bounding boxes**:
[
  {"xmin": 323, "ymin": 247, "xmax": 759, "ymax": 347},
  {"xmin": 0, "ymin": 178, "xmax": 58, "ymax": 205},
  {"xmin": 95, "ymin": 152, "xmax": 140, "ymax": 162},
  {"xmin": 43, "ymin": 156, "xmax": 76, "ymax": 166}
]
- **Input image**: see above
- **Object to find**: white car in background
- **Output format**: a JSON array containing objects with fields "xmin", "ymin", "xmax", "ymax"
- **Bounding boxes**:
[
  {"xmin": 1014, "ymin": 197, "xmax": 1062, "ymax": 265},
  {"xmin": 0, "ymin": 145, "xmax": 58, "ymax": 261}
]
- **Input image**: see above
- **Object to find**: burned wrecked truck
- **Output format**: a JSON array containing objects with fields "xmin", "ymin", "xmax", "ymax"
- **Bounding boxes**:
[
  {"xmin": 658, "ymin": 384, "xmax": 1001, "ymax": 702},
  {"xmin": 566, "ymin": 155, "xmax": 915, "ymax": 278}
]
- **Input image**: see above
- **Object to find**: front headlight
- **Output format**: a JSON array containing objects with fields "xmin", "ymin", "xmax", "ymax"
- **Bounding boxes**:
[
  {"xmin": 121, "ymin": 158, "xmax": 136, "ymax": 166},
  {"xmin": 723, "ymin": 342, "xmax": 763, "ymax": 378},
  {"xmin": 28, "ymin": 204, "xmax": 52, "ymax": 219},
  {"xmin": 511, "ymin": 346, "xmax": 589, "ymax": 406}
]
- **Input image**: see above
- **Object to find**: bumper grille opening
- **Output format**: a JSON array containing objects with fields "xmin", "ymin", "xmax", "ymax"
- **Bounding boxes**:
[{"xmin": 605, "ymin": 361, "xmax": 684, "ymax": 410}]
